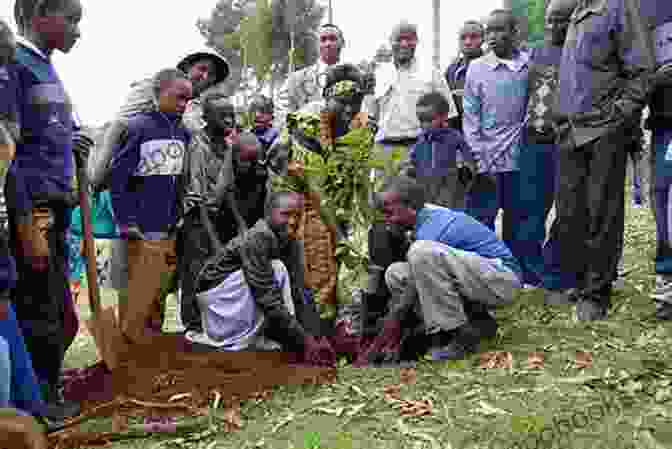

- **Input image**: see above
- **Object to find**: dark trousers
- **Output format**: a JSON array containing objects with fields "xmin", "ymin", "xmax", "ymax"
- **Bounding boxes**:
[
  {"xmin": 511, "ymin": 138, "xmax": 558, "ymax": 286},
  {"xmin": 9, "ymin": 204, "xmax": 74, "ymax": 387},
  {"xmin": 555, "ymin": 128, "xmax": 628, "ymax": 305},
  {"xmin": 179, "ymin": 209, "xmax": 220, "ymax": 332},
  {"xmin": 465, "ymin": 171, "xmax": 520, "ymax": 250}
]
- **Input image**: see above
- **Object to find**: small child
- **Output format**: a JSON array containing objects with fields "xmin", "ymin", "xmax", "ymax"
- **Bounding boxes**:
[
  {"xmin": 402, "ymin": 91, "xmax": 475, "ymax": 210},
  {"xmin": 110, "ymin": 68, "xmax": 192, "ymax": 342},
  {"xmin": 249, "ymin": 95, "xmax": 279, "ymax": 152}
]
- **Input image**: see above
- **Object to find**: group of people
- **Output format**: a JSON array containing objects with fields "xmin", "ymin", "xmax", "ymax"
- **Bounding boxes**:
[{"xmin": 0, "ymin": 0, "xmax": 671, "ymax": 442}]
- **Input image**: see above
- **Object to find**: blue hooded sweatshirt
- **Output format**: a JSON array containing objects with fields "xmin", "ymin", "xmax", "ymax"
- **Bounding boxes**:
[
  {"xmin": 409, "ymin": 127, "xmax": 474, "ymax": 177},
  {"xmin": 110, "ymin": 111, "xmax": 190, "ymax": 234}
]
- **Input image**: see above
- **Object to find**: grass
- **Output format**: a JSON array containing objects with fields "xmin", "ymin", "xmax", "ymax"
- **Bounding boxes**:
[{"xmin": 62, "ymin": 189, "xmax": 672, "ymax": 449}]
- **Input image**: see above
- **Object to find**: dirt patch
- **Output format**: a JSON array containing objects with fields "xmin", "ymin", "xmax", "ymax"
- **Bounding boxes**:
[{"xmin": 52, "ymin": 334, "xmax": 336, "ymax": 448}]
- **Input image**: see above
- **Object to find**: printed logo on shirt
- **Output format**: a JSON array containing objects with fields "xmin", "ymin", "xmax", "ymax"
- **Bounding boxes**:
[
  {"xmin": 665, "ymin": 139, "xmax": 672, "ymax": 162},
  {"xmin": 135, "ymin": 139, "xmax": 185, "ymax": 176}
]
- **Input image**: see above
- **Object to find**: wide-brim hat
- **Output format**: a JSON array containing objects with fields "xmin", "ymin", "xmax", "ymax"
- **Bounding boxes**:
[{"xmin": 177, "ymin": 52, "xmax": 230, "ymax": 85}]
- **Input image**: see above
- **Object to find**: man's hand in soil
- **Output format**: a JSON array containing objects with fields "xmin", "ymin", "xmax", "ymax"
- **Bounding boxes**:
[
  {"xmin": 303, "ymin": 335, "xmax": 336, "ymax": 367},
  {"xmin": 354, "ymin": 317, "xmax": 402, "ymax": 366}
]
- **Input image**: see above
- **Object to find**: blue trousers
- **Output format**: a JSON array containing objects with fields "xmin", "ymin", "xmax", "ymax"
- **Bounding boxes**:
[
  {"xmin": 0, "ymin": 336, "xmax": 9, "ymax": 407},
  {"xmin": 465, "ymin": 171, "xmax": 520, "ymax": 251},
  {"xmin": 653, "ymin": 128, "xmax": 672, "ymax": 275},
  {"xmin": 0, "ymin": 304, "xmax": 45, "ymax": 415},
  {"xmin": 510, "ymin": 141, "xmax": 558, "ymax": 286}
]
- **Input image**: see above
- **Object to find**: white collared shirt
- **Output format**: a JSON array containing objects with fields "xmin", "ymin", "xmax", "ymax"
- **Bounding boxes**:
[{"xmin": 367, "ymin": 59, "xmax": 457, "ymax": 142}]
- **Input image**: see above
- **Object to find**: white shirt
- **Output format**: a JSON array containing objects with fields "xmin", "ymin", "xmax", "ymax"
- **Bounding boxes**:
[{"xmin": 366, "ymin": 59, "xmax": 457, "ymax": 142}]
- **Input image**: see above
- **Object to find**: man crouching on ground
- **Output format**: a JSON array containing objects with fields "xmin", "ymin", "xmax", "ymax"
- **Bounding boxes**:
[
  {"xmin": 192, "ymin": 192, "xmax": 336, "ymax": 366},
  {"xmin": 356, "ymin": 176, "xmax": 522, "ymax": 365}
]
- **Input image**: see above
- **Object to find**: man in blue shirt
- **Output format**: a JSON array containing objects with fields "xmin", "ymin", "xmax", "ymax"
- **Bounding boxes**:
[{"xmin": 356, "ymin": 176, "xmax": 521, "ymax": 364}]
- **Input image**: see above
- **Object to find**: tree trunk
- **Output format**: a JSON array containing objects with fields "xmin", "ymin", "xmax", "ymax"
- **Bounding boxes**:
[{"xmin": 432, "ymin": 0, "xmax": 440, "ymax": 84}]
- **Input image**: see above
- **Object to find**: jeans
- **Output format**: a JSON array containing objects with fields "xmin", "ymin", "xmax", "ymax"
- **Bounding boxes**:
[{"xmin": 0, "ymin": 336, "xmax": 10, "ymax": 407}]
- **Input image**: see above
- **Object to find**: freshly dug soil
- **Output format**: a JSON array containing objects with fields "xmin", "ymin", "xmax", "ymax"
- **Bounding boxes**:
[{"xmin": 54, "ymin": 334, "xmax": 336, "ymax": 448}]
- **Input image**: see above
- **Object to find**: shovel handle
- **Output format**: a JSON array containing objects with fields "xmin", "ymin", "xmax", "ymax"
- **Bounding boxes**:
[{"xmin": 77, "ymin": 165, "xmax": 102, "ymax": 319}]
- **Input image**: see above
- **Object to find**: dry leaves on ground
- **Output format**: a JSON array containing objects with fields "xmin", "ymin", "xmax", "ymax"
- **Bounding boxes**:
[
  {"xmin": 400, "ymin": 367, "xmax": 417, "ymax": 385},
  {"xmin": 221, "ymin": 406, "xmax": 243, "ymax": 431},
  {"xmin": 527, "ymin": 352, "xmax": 545, "ymax": 369},
  {"xmin": 575, "ymin": 351, "xmax": 593, "ymax": 369},
  {"xmin": 479, "ymin": 351, "xmax": 514, "ymax": 369},
  {"xmin": 383, "ymin": 384, "xmax": 402, "ymax": 400},
  {"xmin": 382, "ymin": 383, "xmax": 433, "ymax": 417},
  {"xmin": 388, "ymin": 397, "xmax": 433, "ymax": 417}
]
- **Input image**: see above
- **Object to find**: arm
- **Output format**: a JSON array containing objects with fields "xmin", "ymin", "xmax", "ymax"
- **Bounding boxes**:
[
  {"xmin": 109, "ymin": 123, "xmax": 142, "ymax": 231},
  {"xmin": 182, "ymin": 137, "xmax": 208, "ymax": 217},
  {"xmin": 456, "ymin": 132, "xmax": 476, "ymax": 166},
  {"xmin": 399, "ymin": 143, "xmax": 416, "ymax": 177},
  {"xmin": 89, "ymin": 119, "xmax": 128, "ymax": 189},
  {"xmin": 462, "ymin": 67, "xmax": 483, "ymax": 172},
  {"xmin": 613, "ymin": 0, "xmax": 657, "ymax": 120},
  {"xmin": 239, "ymin": 232, "xmax": 308, "ymax": 351},
  {"xmin": 431, "ymin": 73, "xmax": 459, "ymax": 121},
  {"xmin": 225, "ymin": 189, "xmax": 248, "ymax": 234}
]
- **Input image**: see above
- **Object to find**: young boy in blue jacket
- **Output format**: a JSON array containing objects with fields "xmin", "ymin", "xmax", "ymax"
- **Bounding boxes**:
[
  {"xmin": 402, "ymin": 91, "xmax": 475, "ymax": 210},
  {"xmin": 110, "ymin": 68, "xmax": 192, "ymax": 343}
]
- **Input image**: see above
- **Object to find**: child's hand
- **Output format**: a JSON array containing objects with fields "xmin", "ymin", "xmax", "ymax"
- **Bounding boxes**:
[{"xmin": 120, "ymin": 224, "xmax": 146, "ymax": 241}]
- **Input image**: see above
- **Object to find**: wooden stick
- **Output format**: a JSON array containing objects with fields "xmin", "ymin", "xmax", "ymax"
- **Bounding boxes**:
[{"xmin": 76, "ymin": 163, "xmax": 101, "ymax": 319}]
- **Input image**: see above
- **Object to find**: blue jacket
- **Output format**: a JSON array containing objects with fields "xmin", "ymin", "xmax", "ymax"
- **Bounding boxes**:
[
  {"xmin": 415, "ymin": 205, "xmax": 522, "ymax": 278},
  {"xmin": 110, "ymin": 111, "xmax": 190, "ymax": 234},
  {"xmin": 410, "ymin": 127, "xmax": 474, "ymax": 177},
  {"xmin": 11, "ymin": 44, "xmax": 75, "ymax": 205}
]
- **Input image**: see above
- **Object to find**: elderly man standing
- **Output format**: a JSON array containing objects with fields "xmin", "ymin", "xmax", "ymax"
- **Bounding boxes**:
[
  {"xmin": 553, "ymin": 0, "xmax": 655, "ymax": 320},
  {"xmin": 366, "ymin": 21, "xmax": 457, "ymax": 166},
  {"xmin": 274, "ymin": 24, "xmax": 345, "ymax": 129}
]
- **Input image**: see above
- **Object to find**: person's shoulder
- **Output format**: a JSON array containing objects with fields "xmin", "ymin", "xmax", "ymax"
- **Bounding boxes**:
[
  {"xmin": 467, "ymin": 54, "xmax": 490, "ymax": 69},
  {"xmin": 287, "ymin": 64, "xmax": 315, "ymax": 81},
  {"xmin": 12, "ymin": 45, "xmax": 50, "ymax": 82},
  {"xmin": 125, "ymin": 112, "xmax": 155, "ymax": 134},
  {"xmin": 241, "ymin": 220, "xmax": 275, "ymax": 248}
]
